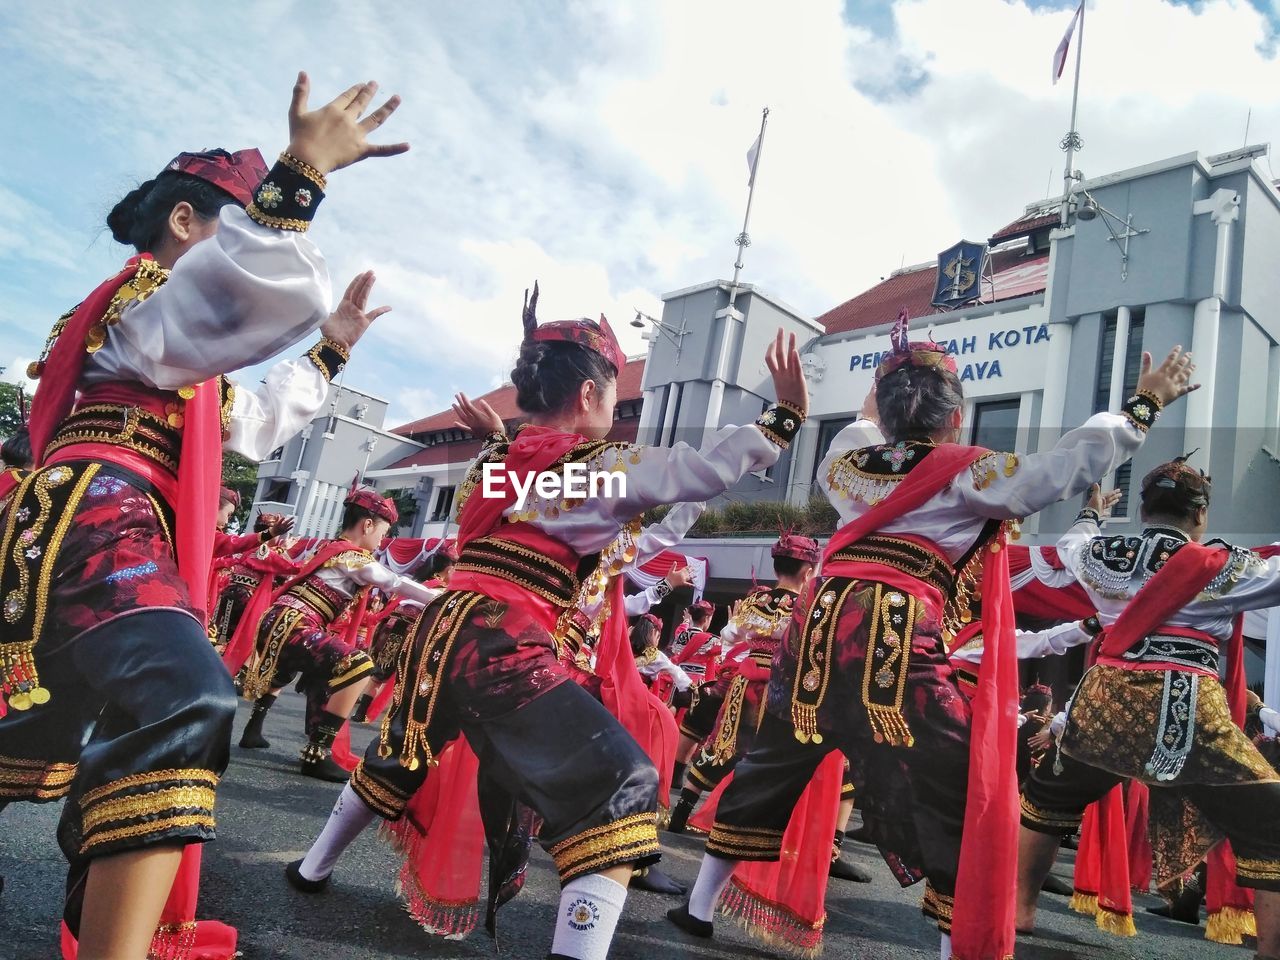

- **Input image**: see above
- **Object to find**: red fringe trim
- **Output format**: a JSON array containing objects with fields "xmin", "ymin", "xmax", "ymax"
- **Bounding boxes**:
[
  {"xmin": 147, "ymin": 922, "xmax": 197, "ymax": 960},
  {"xmin": 719, "ymin": 875, "xmax": 825, "ymax": 958},
  {"xmin": 380, "ymin": 818, "xmax": 481, "ymax": 940}
]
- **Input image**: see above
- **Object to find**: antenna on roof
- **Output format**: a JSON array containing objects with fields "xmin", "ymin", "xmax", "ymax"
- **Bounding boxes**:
[{"xmin": 1244, "ymin": 107, "xmax": 1252, "ymax": 147}]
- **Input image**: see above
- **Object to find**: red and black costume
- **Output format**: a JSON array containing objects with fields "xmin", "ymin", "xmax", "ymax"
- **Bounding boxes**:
[{"xmin": 0, "ymin": 147, "xmax": 340, "ymax": 941}]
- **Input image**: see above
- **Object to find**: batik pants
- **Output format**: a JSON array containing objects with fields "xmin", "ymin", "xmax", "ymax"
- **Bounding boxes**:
[{"xmin": 1021, "ymin": 664, "xmax": 1280, "ymax": 891}]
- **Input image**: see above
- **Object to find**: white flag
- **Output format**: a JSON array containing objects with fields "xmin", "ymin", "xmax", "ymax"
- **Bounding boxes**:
[
  {"xmin": 1052, "ymin": 2, "xmax": 1083, "ymax": 85},
  {"xmin": 747, "ymin": 132, "xmax": 762, "ymax": 186}
]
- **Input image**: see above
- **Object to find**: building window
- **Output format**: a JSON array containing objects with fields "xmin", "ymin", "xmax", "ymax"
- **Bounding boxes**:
[
  {"xmin": 810, "ymin": 417, "xmax": 858, "ymax": 486},
  {"xmin": 265, "ymin": 446, "xmax": 284, "ymax": 462},
  {"xmin": 1267, "ymin": 341, "xmax": 1280, "ymax": 456},
  {"xmin": 1111, "ymin": 462, "xmax": 1135, "ymax": 520},
  {"xmin": 970, "ymin": 399, "xmax": 1021, "ymax": 453},
  {"xmin": 262, "ymin": 480, "xmax": 291, "ymax": 504},
  {"xmin": 1094, "ymin": 310, "xmax": 1146, "ymax": 413},
  {"xmin": 430, "ymin": 485, "xmax": 456, "ymax": 522}
]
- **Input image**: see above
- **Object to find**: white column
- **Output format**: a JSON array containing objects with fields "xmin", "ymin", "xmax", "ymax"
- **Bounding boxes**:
[
  {"xmin": 704, "ymin": 305, "xmax": 744, "ymax": 434},
  {"xmin": 1266, "ymin": 608, "xmax": 1280, "ymax": 707},
  {"xmin": 1106, "ymin": 305, "xmax": 1131, "ymax": 412},
  {"xmin": 1037, "ymin": 323, "xmax": 1074, "ymax": 445},
  {"xmin": 1188, "ymin": 188, "xmax": 1241, "ymax": 467},
  {"xmin": 636, "ymin": 387, "xmax": 661, "ymax": 446},
  {"xmin": 1016, "ymin": 390, "xmax": 1040, "ymax": 536},
  {"xmin": 658, "ymin": 383, "xmax": 679, "ymax": 448}
]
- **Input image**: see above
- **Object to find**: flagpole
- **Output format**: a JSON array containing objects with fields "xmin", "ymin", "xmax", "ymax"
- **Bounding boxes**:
[
  {"xmin": 1059, "ymin": 3, "xmax": 1085, "ymax": 226},
  {"xmin": 728, "ymin": 107, "xmax": 769, "ymax": 311}
]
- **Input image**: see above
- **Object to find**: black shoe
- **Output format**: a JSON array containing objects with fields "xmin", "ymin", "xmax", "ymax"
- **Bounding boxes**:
[
  {"xmin": 666, "ymin": 800, "xmax": 693, "ymax": 834},
  {"xmin": 239, "ymin": 729, "xmax": 270, "ymax": 749},
  {"xmin": 632, "ymin": 866, "xmax": 687, "ymax": 896},
  {"xmin": 350, "ymin": 693, "xmax": 374, "ymax": 724},
  {"xmin": 829, "ymin": 857, "xmax": 872, "ymax": 883},
  {"xmin": 1040, "ymin": 874, "xmax": 1074, "ymax": 896},
  {"xmin": 285, "ymin": 858, "xmax": 329, "ymax": 893},
  {"xmin": 299, "ymin": 755, "xmax": 350, "ymax": 783},
  {"xmin": 666, "ymin": 902, "xmax": 713, "ymax": 938}
]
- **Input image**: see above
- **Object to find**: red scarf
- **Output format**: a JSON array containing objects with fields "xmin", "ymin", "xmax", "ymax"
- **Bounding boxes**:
[
  {"xmin": 596, "ymin": 577, "xmax": 679, "ymax": 800},
  {"xmin": 219, "ymin": 549, "xmax": 300, "ymax": 676},
  {"xmin": 60, "ymin": 847, "xmax": 237, "ymax": 959},
  {"xmin": 687, "ymin": 754, "xmax": 844, "ymax": 953},
  {"xmin": 1074, "ymin": 539, "xmax": 1237, "ymax": 940},
  {"xmin": 1204, "ymin": 616, "xmax": 1256, "ymax": 944},
  {"xmin": 454, "ymin": 425, "xmax": 582, "ymax": 550},
  {"xmin": 819, "ymin": 442, "xmax": 1018, "ymax": 959}
]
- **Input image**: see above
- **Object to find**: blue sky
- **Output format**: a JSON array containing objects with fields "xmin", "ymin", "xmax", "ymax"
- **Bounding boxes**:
[{"xmin": 2, "ymin": 0, "xmax": 1278, "ymax": 427}]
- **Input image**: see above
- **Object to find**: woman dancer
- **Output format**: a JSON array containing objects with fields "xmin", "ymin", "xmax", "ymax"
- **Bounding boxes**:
[
  {"xmin": 289, "ymin": 288, "xmax": 808, "ymax": 960},
  {"xmin": 0, "ymin": 73, "xmax": 406, "ymax": 958}
]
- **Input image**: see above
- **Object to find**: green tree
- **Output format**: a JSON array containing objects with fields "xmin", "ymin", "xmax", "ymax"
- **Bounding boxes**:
[
  {"xmin": 222, "ymin": 451, "xmax": 260, "ymax": 527},
  {"xmin": 386, "ymin": 488, "xmax": 418, "ymax": 530},
  {"xmin": 0, "ymin": 381, "xmax": 28, "ymax": 439}
]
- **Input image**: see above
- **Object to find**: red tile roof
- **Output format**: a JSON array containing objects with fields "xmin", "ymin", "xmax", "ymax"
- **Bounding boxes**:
[
  {"xmin": 817, "ymin": 248, "xmax": 1050, "ymax": 336},
  {"xmin": 393, "ymin": 356, "xmax": 647, "ymax": 438},
  {"xmin": 385, "ymin": 357, "xmax": 647, "ymax": 471},
  {"xmin": 989, "ymin": 212, "xmax": 1060, "ymax": 244}
]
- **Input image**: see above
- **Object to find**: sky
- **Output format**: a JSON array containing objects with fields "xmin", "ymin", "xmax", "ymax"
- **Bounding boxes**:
[{"xmin": 1, "ymin": 0, "xmax": 1278, "ymax": 428}]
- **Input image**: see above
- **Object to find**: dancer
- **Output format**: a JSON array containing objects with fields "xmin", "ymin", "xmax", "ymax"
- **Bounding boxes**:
[
  {"xmin": 239, "ymin": 487, "xmax": 440, "ymax": 780},
  {"xmin": 632, "ymin": 613, "xmax": 695, "ymax": 703},
  {"xmin": 1017, "ymin": 457, "xmax": 1280, "ymax": 957},
  {"xmin": 0, "ymin": 72, "xmax": 407, "ymax": 958},
  {"xmin": 287, "ymin": 286, "xmax": 808, "ymax": 960},
  {"xmin": 669, "ymin": 320, "xmax": 1196, "ymax": 960},
  {"xmin": 351, "ymin": 545, "xmax": 454, "ymax": 724},
  {"xmin": 667, "ymin": 534, "xmax": 819, "ymax": 834}
]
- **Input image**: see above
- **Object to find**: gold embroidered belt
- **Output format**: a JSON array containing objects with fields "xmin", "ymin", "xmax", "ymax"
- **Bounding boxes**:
[
  {"xmin": 825, "ymin": 534, "xmax": 956, "ymax": 600},
  {"xmin": 283, "ymin": 581, "xmax": 344, "ymax": 624},
  {"xmin": 453, "ymin": 537, "xmax": 579, "ymax": 609},
  {"xmin": 45, "ymin": 404, "xmax": 182, "ymax": 475}
]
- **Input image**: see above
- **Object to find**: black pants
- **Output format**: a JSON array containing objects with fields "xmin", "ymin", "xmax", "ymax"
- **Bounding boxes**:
[
  {"xmin": 1022, "ymin": 748, "xmax": 1280, "ymax": 892},
  {"xmin": 0, "ymin": 610, "xmax": 235, "ymax": 860},
  {"xmin": 352, "ymin": 592, "xmax": 659, "ymax": 884}
]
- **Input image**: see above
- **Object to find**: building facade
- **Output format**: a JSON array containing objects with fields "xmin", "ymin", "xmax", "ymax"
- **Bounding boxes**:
[{"xmin": 247, "ymin": 144, "xmax": 1280, "ymax": 556}]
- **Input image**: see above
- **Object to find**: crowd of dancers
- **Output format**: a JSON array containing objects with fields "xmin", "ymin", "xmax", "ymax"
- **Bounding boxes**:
[{"xmin": 1, "ymin": 72, "xmax": 1279, "ymax": 960}]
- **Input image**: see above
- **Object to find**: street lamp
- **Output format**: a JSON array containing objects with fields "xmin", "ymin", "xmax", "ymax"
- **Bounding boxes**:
[
  {"xmin": 630, "ymin": 310, "xmax": 690, "ymax": 362},
  {"xmin": 1072, "ymin": 189, "xmax": 1150, "ymax": 282}
]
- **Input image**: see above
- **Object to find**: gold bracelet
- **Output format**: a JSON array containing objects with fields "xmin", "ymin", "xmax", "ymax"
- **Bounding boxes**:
[
  {"xmin": 245, "ymin": 204, "xmax": 312, "ymax": 233},
  {"xmin": 278, "ymin": 152, "xmax": 328, "ymax": 191}
]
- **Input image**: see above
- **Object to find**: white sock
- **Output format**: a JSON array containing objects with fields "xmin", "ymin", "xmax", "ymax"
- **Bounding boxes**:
[
  {"xmin": 550, "ymin": 873, "xmax": 628, "ymax": 960},
  {"xmin": 298, "ymin": 784, "xmax": 376, "ymax": 881},
  {"xmin": 940, "ymin": 932, "xmax": 952, "ymax": 960},
  {"xmin": 688, "ymin": 853, "xmax": 737, "ymax": 922}
]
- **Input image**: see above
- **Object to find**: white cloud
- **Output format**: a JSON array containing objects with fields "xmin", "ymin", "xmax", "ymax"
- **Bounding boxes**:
[{"xmin": 2, "ymin": 0, "xmax": 1278, "ymax": 428}]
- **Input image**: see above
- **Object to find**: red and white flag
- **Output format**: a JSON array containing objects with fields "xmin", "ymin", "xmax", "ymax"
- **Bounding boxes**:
[{"xmin": 1052, "ymin": 2, "xmax": 1083, "ymax": 85}]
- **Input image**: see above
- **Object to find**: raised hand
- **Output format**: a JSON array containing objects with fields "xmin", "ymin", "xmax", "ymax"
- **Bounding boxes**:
[
  {"xmin": 287, "ymin": 72, "xmax": 409, "ymax": 175},
  {"xmin": 764, "ymin": 328, "xmax": 808, "ymax": 417},
  {"xmin": 665, "ymin": 565, "xmax": 694, "ymax": 590},
  {"xmin": 453, "ymin": 393, "xmax": 505, "ymax": 437},
  {"xmin": 266, "ymin": 515, "xmax": 296, "ymax": 539},
  {"xmin": 321, "ymin": 271, "xmax": 390, "ymax": 351},
  {"xmin": 1135, "ymin": 346, "xmax": 1199, "ymax": 407},
  {"xmin": 1084, "ymin": 483, "xmax": 1123, "ymax": 518}
]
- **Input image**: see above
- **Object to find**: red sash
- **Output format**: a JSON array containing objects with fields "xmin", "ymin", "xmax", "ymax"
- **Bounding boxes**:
[
  {"xmin": 219, "ymin": 550, "xmax": 300, "ymax": 676},
  {"xmin": 821, "ymin": 444, "xmax": 988, "ymax": 616},
  {"xmin": 271, "ymin": 539, "xmax": 373, "ymax": 648},
  {"xmin": 454, "ymin": 425, "xmax": 582, "ymax": 549},
  {"xmin": 1096, "ymin": 539, "xmax": 1229, "ymax": 669}
]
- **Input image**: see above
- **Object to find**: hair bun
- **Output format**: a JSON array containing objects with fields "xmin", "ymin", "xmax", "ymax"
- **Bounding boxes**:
[{"xmin": 106, "ymin": 178, "xmax": 158, "ymax": 246}]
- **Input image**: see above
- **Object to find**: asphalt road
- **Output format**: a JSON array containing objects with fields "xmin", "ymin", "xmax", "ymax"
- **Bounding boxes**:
[{"xmin": 0, "ymin": 693, "xmax": 1251, "ymax": 959}]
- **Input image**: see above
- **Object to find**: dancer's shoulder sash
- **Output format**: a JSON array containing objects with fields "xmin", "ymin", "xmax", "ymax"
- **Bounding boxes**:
[{"xmin": 1096, "ymin": 540, "xmax": 1228, "ymax": 665}]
